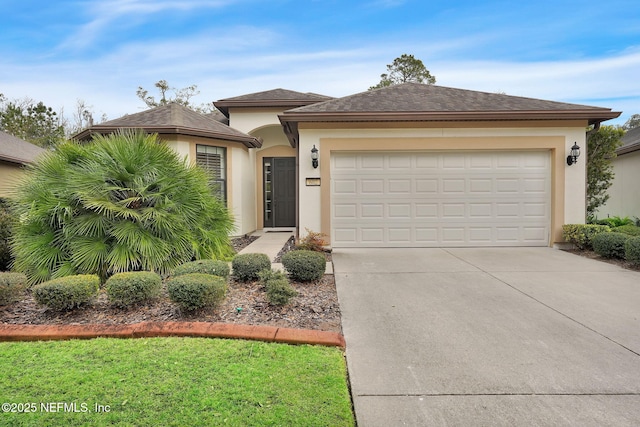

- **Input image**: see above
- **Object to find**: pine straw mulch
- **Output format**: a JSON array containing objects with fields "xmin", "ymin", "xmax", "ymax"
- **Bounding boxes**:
[{"xmin": 0, "ymin": 236, "xmax": 342, "ymax": 334}]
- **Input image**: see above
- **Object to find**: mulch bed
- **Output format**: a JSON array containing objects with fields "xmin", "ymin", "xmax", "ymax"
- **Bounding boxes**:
[
  {"xmin": 0, "ymin": 236, "xmax": 342, "ymax": 334},
  {"xmin": 563, "ymin": 248, "xmax": 640, "ymax": 272}
]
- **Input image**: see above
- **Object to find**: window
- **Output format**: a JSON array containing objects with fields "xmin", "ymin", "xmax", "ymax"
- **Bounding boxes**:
[{"xmin": 196, "ymin": 145, "xmax": 227, "ymax": 201}]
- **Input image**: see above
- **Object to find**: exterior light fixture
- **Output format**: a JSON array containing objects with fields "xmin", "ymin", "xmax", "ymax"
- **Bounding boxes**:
[
  {"xmin": 566, "ymin": 142, "xmax": 580, "ymax": 166},
  {"xmin": 311, "ymin": 145, "xmax": 319, "ymax": 168}
]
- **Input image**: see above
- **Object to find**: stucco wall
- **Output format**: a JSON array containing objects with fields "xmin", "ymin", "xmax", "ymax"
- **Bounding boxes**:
[
  {"xmin": 228, "ymin": 108, "xmax": 284, "ymax": 134},
  {"xmin": 297, "ymin": 121, "xmax": 589, "ymax": 246},
  {"xmin": 596, "ymin": 151, "xmax": 640, "ymax": 219}
]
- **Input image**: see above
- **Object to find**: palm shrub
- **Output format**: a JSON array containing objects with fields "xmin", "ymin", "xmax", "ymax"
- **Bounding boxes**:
[
  {"xmin": 281, "ymin": 250, "xmax": 326, "ymax": 282},
  {"xmin": 105, "ymin": 271, "xmax": 162, "ymax": 308},
  {"xmin": 592, "ymin": 232, "xmax": 629, "ymax": 259},
  {"xmin": 10, "ymin": 130, "xmax": 234, "ymax": 285}
]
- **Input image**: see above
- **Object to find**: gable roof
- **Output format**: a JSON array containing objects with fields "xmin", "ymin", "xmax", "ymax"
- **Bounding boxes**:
[
  {"xmin": 74, "ymin": 103, "xmax": 261, "ymax": 148},
  {"xmin": 0, "ymin": 130, "xmax": 46, "ymax": 165},
  {"xmin": 214, "ymin": 88, "xmax": 333, "ymax": 117},
  {"xmin": 617, "ymin": 127, "xmax": 640, "ymax": 155},
  {"xmin": 279, "ymin": 83, "xmax": 621, "ymax": 146}
]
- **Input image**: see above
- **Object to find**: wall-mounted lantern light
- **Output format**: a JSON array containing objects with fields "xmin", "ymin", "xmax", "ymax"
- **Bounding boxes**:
[
  {"xmin": 566, "ymin": 142, "xmax": 581, "ymax": 166},
  {"xmin": 311, "ymin": 145, "xmax": 319, "ymax": 169}
]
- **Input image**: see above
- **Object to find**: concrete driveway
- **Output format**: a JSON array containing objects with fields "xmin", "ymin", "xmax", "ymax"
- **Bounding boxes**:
[{"xmin": 333, "ymin": 248, "xmax": 640, "ymax": 426}]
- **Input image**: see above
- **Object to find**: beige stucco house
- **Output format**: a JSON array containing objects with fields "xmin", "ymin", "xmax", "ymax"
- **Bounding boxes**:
[
  {"xmin": 596, "ymin": 127, "xmax": 640, "ymax": 219},
  {"xmin": 0, "ymin": 131, "xmax": 46, "ymax": 198},
  {"xmin": 77, "ymin": 83, "xmax": 620, "ymax": 248}
]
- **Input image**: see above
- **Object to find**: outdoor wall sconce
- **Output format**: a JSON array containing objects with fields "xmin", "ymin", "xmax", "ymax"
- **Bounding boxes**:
[
  {"xmin": 566, "ymin": 142, "xmax": 581, "ymax": 166},
  {"xmin": 311, "ymin": 145, "xmax": 319, "ymax": 168}
]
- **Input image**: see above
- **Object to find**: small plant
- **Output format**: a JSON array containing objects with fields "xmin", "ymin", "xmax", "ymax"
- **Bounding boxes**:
[
  {"xmin": 592, "ymin": 232, "xmax": 629, "ymax": 259},
  {"xmin": 0, "ymin": 272, "xmax": 28, "ymax": 306},
  {"xmin": 625, "ymin": 237, "xmax": 640, "ymax": 265},
  {"xmin": 281, "ymin": 250, "xmax": 326, "ymax": 282},
  {"xmin": 32, "ymin": 275, "xmax": 99, "ymax": 311},
  {"xmin": 562, "ymin": 224, "xmax": 611, "ymax": 250},
  {"xmin": 167, "ymin": 273, "xmax": 227, "ymax": 311},
  {"xmin": 174, "ymin": 259, "xmax": 230, "ymax": 278},
  {"xmin": 593, "ymin": 216, "xmax": 634, "ymax": 228},
  {"xmin": 258, "ymin": 269, "xmax": 297, "ymax": 306},
  {"xmin": 105, "ymin": 271, "xmax": 162, "ymax": 308},
  {"xmin": 613, "ymin": 225, "xmax": 640, "ymax": 237},
  {"xmin": 296, "ymin": 228, "xmax": 328, "ymax": 252},
  {"xmin": 232, "ymin": 253, "xmax": 271, "ymax": 282}
]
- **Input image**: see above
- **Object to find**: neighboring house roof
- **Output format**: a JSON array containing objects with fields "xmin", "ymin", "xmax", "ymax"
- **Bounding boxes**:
[
  {"xmin": 279, "ymin": 83, "xmax": 621, "ymax": 146},
  {"xmin": 0, "ymin": 130, "xmax": 46, "ymax": 165},
  {"xmin": 214, "ymin": 88, "xmax": 333, "ymax": 117},
  {"xmin": 206, "ymin": 110, "xmax": 229, "ymax": 125},
  {"xmin": 617, "ymin": 127, "xmax": 640, "ymax": 156},
  {"xmin": 74, "ymin": 103, "xmax": 261, "ymax": 148}
]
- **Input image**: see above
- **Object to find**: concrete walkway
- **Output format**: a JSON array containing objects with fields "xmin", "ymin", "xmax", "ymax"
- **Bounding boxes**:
[{"xmin": 333, "ymin": 247, "xmax": 640, "ymax": 426}]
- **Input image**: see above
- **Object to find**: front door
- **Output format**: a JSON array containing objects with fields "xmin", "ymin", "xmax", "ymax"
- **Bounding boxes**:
[{"xmin": 263, "ymin": 157, "xmax": 296, "ymax": 228}]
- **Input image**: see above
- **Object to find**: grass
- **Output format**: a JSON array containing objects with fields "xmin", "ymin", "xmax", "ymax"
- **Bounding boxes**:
[{"xmin": 0, "ymin": 338, "xmax": 354, "ymax": 426}]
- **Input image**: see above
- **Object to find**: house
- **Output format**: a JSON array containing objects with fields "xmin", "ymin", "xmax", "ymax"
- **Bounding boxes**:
[
  {"xmin": 596, "ymin": 127, "xmax": 640, "ymax": 219},
  {"xmin": 77, "ymin": 83, "xmax": 620, "ymax": 248},
  {"xmin": 0, "ymin": 130, "xmax": 46, "ymax": 198}
]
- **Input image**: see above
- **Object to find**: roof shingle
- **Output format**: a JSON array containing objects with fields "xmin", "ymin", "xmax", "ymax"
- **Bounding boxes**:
[
  {"xmin": 0, "ymin": 131, "xmax": 46, "ymax": 165},
  {"xmin": 214, "ymin": 88, "xmax": 333, "ymax": 117}
]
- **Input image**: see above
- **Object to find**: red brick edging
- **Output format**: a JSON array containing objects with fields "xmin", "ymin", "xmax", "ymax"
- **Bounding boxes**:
[{"xmin": 0, "ymin": 322, "xmax": 345, "ymax": 348}]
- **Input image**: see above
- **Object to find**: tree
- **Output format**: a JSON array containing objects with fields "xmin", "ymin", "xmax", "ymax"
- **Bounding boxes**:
[
  {"xmin": 622, "ymin": 114, "xmax": 640, "ymax": 130},
  {"xmin": 0, "ymin": 95, "xmax": 65, "ymax": 148},
  {"xmin": 136, "ymin": 80, "xmax": 214, "ymax": 113},
  {"xmin": 587, "ymin": 125, "xmax": 624, "ymax": 221},
  {"xmin": 10, "ymin": 130, "xmax": 234, "ymax": 285},
  {"xmin": 369, "ymin": 54, "xmax": 436, "ymax": 90}
]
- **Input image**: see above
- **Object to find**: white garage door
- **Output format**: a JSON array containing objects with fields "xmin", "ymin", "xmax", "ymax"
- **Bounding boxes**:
[{"xmin": 331, "ymin": 151, "xmax": 550, "ymax": 247}]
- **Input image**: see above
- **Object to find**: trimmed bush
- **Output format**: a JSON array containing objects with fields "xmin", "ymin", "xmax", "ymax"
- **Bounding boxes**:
[
  {"xmin": 174, "ymin": 259, "xmax": 230, "ymax": 278},
  {"xmin": 105, "ymin": 271, "xmax": 162, "ymax": 308},
  {"xmin": 281, "ymin": 250, "xmax": 326, "ymax": 282},
  {"xmin": 32, "ymin": 275, "xmax": 99, "ymax": 311},
  {"xmin": 258, "ymin": 269, "xmax": 296, "ymax": 306},
  {"xmin": 625, "ymin": 237, "xmax": 640, "ymax": 265},
  {"xmin": 562, "ymin": 224, "xmax": 610, "ymax": 250},
  {"xmin": 592, "ymin": 232, "xmax": 629, "ymax": 259},
  {"xmin": 613, "ymin": 225, "xmax": 640, "ymax": 237},
  {"xmin": 232, "ymin": 253, "xmax": 271, "ymax": 282},
  {"xmin": 0, "ymin": 272, "xmax": 28, "ymax": 306},
  {"xmin": 167, "ymin": 273, "xmax": 227, "ymax": 311}
]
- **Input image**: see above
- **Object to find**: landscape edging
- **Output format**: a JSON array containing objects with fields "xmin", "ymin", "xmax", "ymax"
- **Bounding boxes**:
[{"xmin": 0, "ymin": 321, "xmax": 346, "ymax": 347}]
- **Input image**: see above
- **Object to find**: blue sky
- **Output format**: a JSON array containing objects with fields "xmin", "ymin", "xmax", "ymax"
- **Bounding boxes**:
[{"xmin": 1, "ymin": 0, "xmax": 639, "ymax": 125}]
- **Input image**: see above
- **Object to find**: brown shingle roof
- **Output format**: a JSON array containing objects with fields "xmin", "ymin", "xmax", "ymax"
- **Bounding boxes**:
[
  {"xmin": 214, "ymin": 88, "xmax": 333, "ymax": 117},
  {"xmin": 279, "ymin": 83, "xmax": 621, "ymax": 146},
  {"xmin": 617, "ymin": 127, "xmax": 640, "ymax": 155},
  {"xmin": 0, "ymin": 130, "xmax": 46, "ymax": 165},
  {"xmin": 74, "ymin": 103, "xmax": 261, "ymax": 148}
]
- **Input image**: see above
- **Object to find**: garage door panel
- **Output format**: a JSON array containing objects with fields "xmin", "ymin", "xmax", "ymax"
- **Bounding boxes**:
[{"xmin": 331, "ymin": 151, "xmax": 550, "ymax": 247}]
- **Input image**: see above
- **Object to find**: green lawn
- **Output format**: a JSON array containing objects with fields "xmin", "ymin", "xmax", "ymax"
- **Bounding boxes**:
[{"xmin": 0, "ymin": 338, "xmax": 354, "ymax": 426}]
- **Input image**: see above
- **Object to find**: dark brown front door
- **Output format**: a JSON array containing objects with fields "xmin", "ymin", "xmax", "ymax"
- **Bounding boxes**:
[{"xmin": 264, "ymin": 157, "xmax": 296, "ymax": 227}]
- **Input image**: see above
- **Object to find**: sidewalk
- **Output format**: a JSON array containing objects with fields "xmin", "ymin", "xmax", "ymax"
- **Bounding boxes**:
[{"xmin": 237, "ymin": 230, "xmax": 333, "ymax": 274}]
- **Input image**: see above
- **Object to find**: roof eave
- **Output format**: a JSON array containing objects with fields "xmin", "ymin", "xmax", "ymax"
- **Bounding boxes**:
[
  {"xmin": 214, "ymin": 99, "xmax": 332, "ymax": 118},
  {"xmin": 616, "ymin": 142, "xmax": 640, "ymax": 156},
  {"xmin": 73, "ymin": 126, "xmax": 262, "ymax": 148}
]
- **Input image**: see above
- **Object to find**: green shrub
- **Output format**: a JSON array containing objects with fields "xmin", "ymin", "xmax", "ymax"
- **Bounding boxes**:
[
  {"xmin": 625, "ymin": 237, "xmax": 640, "ymax": 265},
  {"xmin": 562, "ymin": 224, "xmax": 611, "ymax": 250},
  {"xmin": 281, "ymin": 250, "xmax": 326, "ymax": 282},
  {"xmin": 0, "ymin": 199, "xmax": 12, "ymax": 272},
  {"xmin": 258, "ymin": 269, "xmax": 297, "ymax": 306},
  {"xmin": 174, "ymin": 259, "xmax": 230, "ymax": 278},
  {"xmin": 613, "ymin": 225, "xmax": 640, "ymax": 237},
  {"xmin": 32, "ymin": 275, "xmax": 99, "ymax": 311},
  {"xmin": 167, "ymin": 273, "xmax": 227, "ymax": 311},
  {"xmin": 232, "ymin": 253, "xmax": 271, "ymax": 282},
  {"xmin": 0, "ymin": 272, "xmax": 28, "ymax": 305},
  {"xmin": 592, "ymin": 232, "xmax": 629, "ymax": 259},
  {"xmin": 105, "ymin": 271, "xmax": 162, "ymax": 308},
  {"xmin": 593, "ymin": 216, "xmax": 634, "ymax": 228}
]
